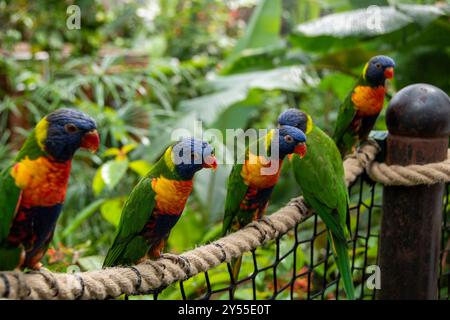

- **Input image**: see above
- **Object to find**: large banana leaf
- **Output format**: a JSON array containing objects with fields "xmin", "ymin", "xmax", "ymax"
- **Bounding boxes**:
[
  {"xmin": 222, "ymin": 0, "xmax": 283, "ymax": 74},
  {"xmin": 179, "ymin": 66, "xmax": 319, "ymax": 125},
  {"xmin": 291, "ymin": 4, "xmax": 446, "ymax": 51},
  {"xmin": 228, "ymin": 0, "xmax": 282, "ymax": 59}
]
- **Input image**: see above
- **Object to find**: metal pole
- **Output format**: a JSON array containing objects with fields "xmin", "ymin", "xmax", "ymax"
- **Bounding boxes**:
[{"xmin": 378, "ymin": 83, "xmax": 450, "ymax": 300}]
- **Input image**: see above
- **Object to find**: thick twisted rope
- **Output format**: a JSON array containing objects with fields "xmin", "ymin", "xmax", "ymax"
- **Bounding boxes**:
[
  {"xmin": 0, "ymin": 141, "xmax": 448, "ymax": 299},
  {"xmin": 0, "ymin": 198, "xmax": 312, "ymax": 300},
  {"xmin": 343, "ymin": 141, "xmax": 450, "ymax": 186},
  {"xmin": 342, "ymin": 140, "xmax": 381, "ymax": 186},
  {"xmin": 367, "ymin": 150, "xmax": 450, "ymax": 186}
]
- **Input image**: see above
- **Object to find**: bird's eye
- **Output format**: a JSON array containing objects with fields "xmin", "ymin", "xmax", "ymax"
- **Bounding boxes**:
[
  {"xmin": 64, "ymin": 123, "xmax": 79, "ymax": 133},
  {"xmin": 375, "ymin": 63, "xmax": 382, "ymax": 69},
  {"xmin": 284, "ymin": 135, "xmax": 294, "ymax": 143}
]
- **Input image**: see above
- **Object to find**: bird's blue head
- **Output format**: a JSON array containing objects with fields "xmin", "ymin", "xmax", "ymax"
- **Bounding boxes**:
[
  {"xmin": 35, "ymin": 108, "xmax": 99, "ymax": 162},
  {"xmin": 171, "ymin": 137, "xmax": 217, "ymax": 180},
  {"xmin": 277, "ymin": 108, "xmax": 313, "ymax": 135},
  {"xmin": 363, "ymin": 55, "xmax": 395, "ymax": 86},
  {"xmin": 275, "ymin": 125, "xmax": 307, "ymax": 159}
]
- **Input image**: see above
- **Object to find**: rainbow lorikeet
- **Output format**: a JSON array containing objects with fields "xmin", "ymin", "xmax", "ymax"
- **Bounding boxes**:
[
  {"xmin": 278, "ymin": 108, "xmax": 355, "ymax": 300},
  {"xmin": 103, "ymin": 138, "xmax": 217, "ymax": 267},
  {"xmin": 0, "ymin": 108, "xmax": 99, "ymax": 270},
  {"xmin": 333, "ymin": 55, "xmax": 395, "ymax": 158},
  {"xmin": 222, "ymin": 125, "xmax": 307, "ymax": 282}
]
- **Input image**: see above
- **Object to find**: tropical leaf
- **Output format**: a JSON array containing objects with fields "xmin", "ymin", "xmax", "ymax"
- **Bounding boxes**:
[
  {"xmin": 92, "ymin": 169, "xmax": 106, "ymax": 196},
  {"xmin": 208, "ymin": 65, "xmax": 318, "ymax": 92},
  {"xmin": 396, "ymin": 4, "xmax": 446, "ymax": 26},
  {"xmin": 293, "ymin": 7, "xmax": 411, "ymax": 44},
  {"xmin": 78, "ymin": 255, "xmax": 104, "ymax": 271},
  {"xmin": 179, "ymin": 86, "xmax": 248, "ymax": 125},
  {"xmin": 219, "ymin": 44, "xmax": 286, "ymax": 75},
  {"xmin": 180, "ymin": 66, "xmax": 319, "ymax": 125},
  {"xmin": 100, "ymin": 159, "xmax": 129, "ymax": 190},
  {"xmin": 167, "ymin": 208, "xmax": 203, "ymax": 253},
  {"xmin": 60, "ymin": 199, "xmax": 106, "ymax": 239},
  {"xmin": 100, "ymin": 197, "xmax": 124, "ymax": 227},
  {"xmin": 129, "ymin": 160, "xmax": 152, "ymax": 177},
  {"xmin": 291, "ymin": 5, "xmax": 445, "ymax": 51},
  {"xmin": 194, "ymin": 165, "xmax": 231, "ymax": 221},
  {"xmin": 227, "ymin": 0, "xmax": 282, "ymax": 62}
]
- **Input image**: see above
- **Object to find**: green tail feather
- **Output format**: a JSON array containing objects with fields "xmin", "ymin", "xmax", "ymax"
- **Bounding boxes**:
[
  {"xmin": 328, "ymin": 231, "xmax": 355, "ymax": 300},
  {"xmin": 230, "ymin": 256, "xmax": 243, "ymax": 294},
  {"xmin": 317, "ymin": 210, "xmax": 347, "ymax": 242},
  {"xmin": 103, "ymin": 243, "xmax": 126, "ymax": 268},
  {"xmin": 345, "ymin": 206, "xmax": 352, "ymax": 238},
  {"xmin": 103, "ymin": 235, "xmax": 149, "ymax": 268}
]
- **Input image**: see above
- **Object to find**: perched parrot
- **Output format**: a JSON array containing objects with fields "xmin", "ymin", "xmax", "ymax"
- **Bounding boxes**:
[
  {"xmin": 222, "ymin": 125, "xmax": 307, "ymax": 283},
  {"xmin": 333, "ymin": 55, "xmax": 395, "ymax": 158},
  {"xmin": 278, "ymin": 108, "xmax": 355, "ymax": 300},
  {"xmin": 0, "ymin": 108, "xmax": 99, "ymax": 270},
  {"xmin": 103, "ymin": 138, "xmax": 217, "ymax": 267}
]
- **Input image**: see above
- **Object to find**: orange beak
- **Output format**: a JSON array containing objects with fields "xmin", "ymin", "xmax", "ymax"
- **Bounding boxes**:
[
  {"xmin": 294, "ymin": 143, "xmax": 307, "ymax": 159},
  {"xmin": 203, "ymin": 155, "xmax": 218, "ymax": 170},
  {"xmin": 384, "ymin": 67, "xmax": 394, "ymax": 79},
  {"xmin": 81, "ymin": 129, "xmax": 100, "ymax": 153}
]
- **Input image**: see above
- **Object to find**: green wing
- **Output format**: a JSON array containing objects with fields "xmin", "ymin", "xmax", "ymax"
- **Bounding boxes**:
[
  {"xmin": 222, "ymin": 163, "xmax": 250, "ymax": 285},
  {"xmin": 222, "ymin": 163, "xmax": 249, "ymax": 236},
  {"xmin": 293, "ymin": 127, "xmax": 348, "ymax": 233},
  {"xmin": 291, "ymin": 125, "xmax": 355, "ymax": 299},
  {"xmin": 103, "ymin": 176, "xmax": 157, "ymax": 267},
  {"xmin": 0, "ymin": 130, "xmax": 48, "ymax": 270},
  {"xmin": 0, "ymin": 166, "xmax": 21, "ymax": 242},
  {"xmin": 0, "ymin": 166, "xmax": 24, "ymax": 270},
  {"xmin": 332, "ymin": 85, "xmax": 359, "ymax": 157},
  {"xmin": 0, "ymin": 130, "xmax": 45, "ymax": 242}
]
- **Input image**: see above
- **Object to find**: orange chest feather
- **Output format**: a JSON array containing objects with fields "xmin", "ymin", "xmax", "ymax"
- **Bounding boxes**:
[
  {"xmin": 151, "ymin": 176, "xmax": 193, "ymax": 215},
  {"xmin": 351, "ymin": 85, "xmax": 386, "ymax": 117},
  {"xmin": 241, "ymin": 153, "xmax": 282, "ymax": 189},
  {"xmin": 11, "ymin": 157, "xmax": 72, "ymax": 208}
]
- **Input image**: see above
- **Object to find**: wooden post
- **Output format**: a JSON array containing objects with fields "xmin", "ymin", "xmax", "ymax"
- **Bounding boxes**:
[{"xmin": 378, "ymin": 84, "xmax": 450, "ymax": 299}]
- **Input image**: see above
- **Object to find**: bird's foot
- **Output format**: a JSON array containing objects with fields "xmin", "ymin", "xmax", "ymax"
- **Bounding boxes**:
[
  {"xmin": 159, "ymin": 253, "xmax": 192, "ymax": 278},
  {"xmin": 260, "ymin": 216, "xmax": 277, "ymax": 236},
  {"xmin": 30, "ymin": 262, "xmax": 43, "ymax": 271}
]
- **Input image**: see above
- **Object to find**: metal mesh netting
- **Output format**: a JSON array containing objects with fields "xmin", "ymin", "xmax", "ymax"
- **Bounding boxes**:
[
  {"xmin": 440, "ymin": 183, "xmax": 450, "ymax": 299},
  {"xmin": 125, "ymin": 180, "xmax": 450, "ymax": 300}
]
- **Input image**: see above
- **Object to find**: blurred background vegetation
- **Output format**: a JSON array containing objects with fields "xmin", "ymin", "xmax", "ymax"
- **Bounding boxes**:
[{"xmin": 0, "ymin": 0, "xmax": 449, "ymax": 299}]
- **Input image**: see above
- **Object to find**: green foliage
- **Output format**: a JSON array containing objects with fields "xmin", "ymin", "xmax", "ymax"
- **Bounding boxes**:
[
  {"xmin": 0, "ymin": 0, "xmax": 448, "ymax": 299},
  {"xmin": 100, "ymin": 198, "xmax": 125, "ymax": 227},
  {"xmin": 60, "ymin": 199, "xmax": 106, "ymax": 240},
  {"xmin": 222, "ymin": 0, "xmax": 283, "ymax": 74}
]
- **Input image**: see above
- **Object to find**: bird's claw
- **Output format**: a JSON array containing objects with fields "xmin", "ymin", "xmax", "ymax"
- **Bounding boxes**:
[
  {"xmin": 30, "ymin": 262, "xmax": 43, "ymax": 271},
  {"xmin": 260, "ymin": 216, "xmax": 277, "ymax": 236},
  {"xmin": 159, "ymin": 254, "xmax": 192, "ymax": 278}
]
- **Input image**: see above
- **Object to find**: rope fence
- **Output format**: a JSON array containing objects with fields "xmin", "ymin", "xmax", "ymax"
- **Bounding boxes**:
[{"xmin": 0, "ymin": 141, "xmax": 449, "ymax": 300}]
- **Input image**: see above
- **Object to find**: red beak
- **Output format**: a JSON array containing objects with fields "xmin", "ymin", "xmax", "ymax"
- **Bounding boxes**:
[
  {"xmin": 203, "ymin": 155, "xmax": 218, "ymax": 170},
  {"xmin": 294, "ymin": 143, "xmax": 307, "ymax": 159},
  {"xmin": 81, "ymin": 129, "xmax": 100, "ymax": 153},
  {"xmin": 384, "ymin": 67, "xmax": 394, "ymax": 79}
]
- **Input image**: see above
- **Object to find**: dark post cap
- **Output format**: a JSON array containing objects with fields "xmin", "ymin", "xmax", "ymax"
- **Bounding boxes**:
[{"xmin": 386, "ymin": 83, "xmax": 450, "ymax": 137}]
